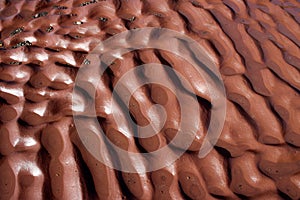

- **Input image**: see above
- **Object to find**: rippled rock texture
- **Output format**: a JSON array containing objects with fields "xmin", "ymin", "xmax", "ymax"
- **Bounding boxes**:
[{"xmin": 0, "ymin": 0, "xmax": 300, "ymax": 199}]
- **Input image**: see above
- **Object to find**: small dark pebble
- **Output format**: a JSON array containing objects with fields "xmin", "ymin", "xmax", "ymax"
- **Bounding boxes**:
[
  {"xmin": 46, "ymin": 26, "xmax": 54, "ymax": 32},
  {"xmin": 12, "ymin": 41, "xmax": 32, "ymax": 49},
  {"xmin": 73, "ymin": 21, "xmax": 83, "ymax": 25},
  {"xmin": 9, "ymin": 61, "xmax": 21, "ymax": 65},
  {"xmin": 33, "ymin": 11, "xmax": 48, "ymax": 19},
  {"xmin": 79, "ymin": 0, "xmax": 97, "ymax": 7},
  {"xmin": 84, "ymin": 59, "xmax": 91, "ymax": 65},
  {"xmin": 10, "ymin": 27, "xmax": 24, "ymax": 36},
  {"xmin": 128, "ymin": 16, "xmax": 136, "ymax": 22},
  {"xmin": 99, "ymin": 17, "xmax": 108, "ymax": 22},
  {"xmin": 53, "ymin": 5, "xmax": 68, "ymax": 10}
]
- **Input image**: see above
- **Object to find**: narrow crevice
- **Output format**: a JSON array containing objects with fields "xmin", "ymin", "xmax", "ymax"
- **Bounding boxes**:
[
  {"xmin": 176, "ymin": 12, "xmax": 193, "ymax": 33},
  {"xmin": 206, "ymin": 9, "xmax": 249, "ymax": 72},
  {"xmin": 278, "ymin": 190, "xmax": 293, "ymax": 200},
  {"xmin": 206, "ymin": 39, "xmax": 222, "ymax": 58},
  {"xmin": 231, "ymin": 101, "xmax": 259, "ymax": 141},
  {"xmin": 37, "ymin": 146, "xmax": 53, "ymax": 200},
  {"xmin": 268, "ymin": 66, "xmax": 300, "ymax": 93},
  {"xmin": 72, "ymin": 144, "xmax": 98, "ymax": 199},
  {"xmin": 104, "ymin": 66, "xmax": 115, "ymax": 93},
  {"xmin": 221, "ymin": 1, "xmax": 237, "ymax": 20},
  {"xmin": 54, "ymin": 61, "xmax": 75, "ymax": 68},
  {"xmin": 178, "ymin": 182, "xmax": 193, "ymax": 200},
  {"xmin": 116, "ymin": 170, "xmax": 136, "ymax": 199},
  {"xmin": 215, "ymin": 146, "xmax": 232, "ymax": 183},
  {"xmin": 45, "ymin": 47, "xmax": 60, "ymax": 53}
]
